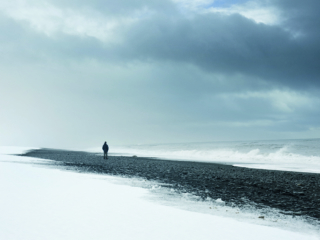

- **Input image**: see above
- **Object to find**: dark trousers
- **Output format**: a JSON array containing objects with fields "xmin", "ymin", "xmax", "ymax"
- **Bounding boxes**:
[{"xmin": 104, "ymin": 151, "xmax": 108, "ymax": 159}]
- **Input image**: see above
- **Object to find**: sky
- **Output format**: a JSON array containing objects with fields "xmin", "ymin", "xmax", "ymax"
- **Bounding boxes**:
[{"xmin": 1, "ymin": 0, "xmax": 320, "ymax": 148}]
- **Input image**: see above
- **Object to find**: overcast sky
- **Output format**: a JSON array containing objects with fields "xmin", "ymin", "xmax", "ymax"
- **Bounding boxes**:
[{"xmin": 1, "ymin": 0, "xmax": 320, "ymax": 148}]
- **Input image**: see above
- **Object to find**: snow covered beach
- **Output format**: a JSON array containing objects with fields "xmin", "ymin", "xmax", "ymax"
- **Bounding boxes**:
[
  {"xmin": 1, "ymin": 147, "xmax": 319, "ymax": 239},
  {"xmin": 22, "ymin": 149, "xmax": 320, "ymax": 221}
]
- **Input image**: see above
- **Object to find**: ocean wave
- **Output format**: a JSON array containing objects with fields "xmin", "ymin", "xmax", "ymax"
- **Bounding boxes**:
[{"xmin": 87, "ymin": 139, "xmax": 320, "ymax": 173}]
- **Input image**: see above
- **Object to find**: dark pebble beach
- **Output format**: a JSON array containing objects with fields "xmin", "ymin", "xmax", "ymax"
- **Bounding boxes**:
[{"xmin": 21, "ymin": 149, "xmax": 320, "ymax": 221}]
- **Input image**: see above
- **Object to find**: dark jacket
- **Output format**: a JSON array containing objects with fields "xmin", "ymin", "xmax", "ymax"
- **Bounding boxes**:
[{"xmin": 102, "ymin": 142, "xmax": 109, "ymax": 152}]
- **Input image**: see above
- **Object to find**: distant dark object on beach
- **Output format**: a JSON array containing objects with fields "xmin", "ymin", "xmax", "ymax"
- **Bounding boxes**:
[
  {"xmin": 133, "ymin": 155, "xmax": 137, "ymax": 158},
  {"xmin": 102, "ymin": 141, "xmax": 109, "ymax": 159}
]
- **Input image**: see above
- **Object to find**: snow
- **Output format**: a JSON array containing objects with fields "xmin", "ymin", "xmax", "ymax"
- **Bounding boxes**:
[
  {"xmin": 0, "ymin": 146, "xmax": 39, "ymax": 155},
  {"xmin": 0, "ymin": 148, "xmax": 319, "ymax": 240}
]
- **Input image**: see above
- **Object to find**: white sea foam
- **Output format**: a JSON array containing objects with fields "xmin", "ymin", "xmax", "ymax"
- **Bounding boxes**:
[{"xmin": 87, "ymin": 138, "xmax": 320, "ymax": 173}]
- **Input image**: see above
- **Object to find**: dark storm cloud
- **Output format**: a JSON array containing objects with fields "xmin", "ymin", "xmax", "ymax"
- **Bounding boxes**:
[
  {"xmin": 2, "ymin": 0, "xmax": 320, "ymax": 90},
  {"xmin": 117, "ymin": 10, "xmax": 320, "ymax": 89},
  {"xmin": 10, "ymin": 0, "xmax": 319, "ymax": 90},
  {"xmin": 273, "ymin": 0, "xmax": 320, "ymax": 36}
]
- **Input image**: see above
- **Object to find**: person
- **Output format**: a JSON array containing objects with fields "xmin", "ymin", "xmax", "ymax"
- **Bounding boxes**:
[{"xmin": 102, "ymin": 141, "xmax": 109, "ymax": 159}]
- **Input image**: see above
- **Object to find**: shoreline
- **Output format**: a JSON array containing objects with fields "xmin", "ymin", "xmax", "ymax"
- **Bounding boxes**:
[{"xmin": 21, "ymin": 148, "xmax": 320, "ymax": 221}]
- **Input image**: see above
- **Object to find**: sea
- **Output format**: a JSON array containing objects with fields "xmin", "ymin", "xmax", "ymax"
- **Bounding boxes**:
[{"xmin": 93, "ymin": 138, "xmax": 320, "ymax": 174}]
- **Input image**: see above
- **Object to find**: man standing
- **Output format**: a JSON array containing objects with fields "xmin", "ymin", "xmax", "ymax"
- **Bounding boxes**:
[{"xmin": 102, "ymin": 141, "xmax": 109, "ymax": 159}]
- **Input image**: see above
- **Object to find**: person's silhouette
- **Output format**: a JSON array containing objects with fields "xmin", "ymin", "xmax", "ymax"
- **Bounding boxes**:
[{"xmin": 102, "ymin": 141, "xmax": 109, "ymax": 159}]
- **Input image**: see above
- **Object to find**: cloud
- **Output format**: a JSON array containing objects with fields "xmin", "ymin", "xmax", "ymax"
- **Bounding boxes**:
[
  {"xmin": 3, "ymin": 0, "xmax": 319, "ymax": 89},
  {"xmin": 205, "ymin": 1, "xmax": 281, "ymax": 25},
  {"xmin": 120, "ymin": 13, "xmax": 320, "ymax": 89},
  {"xmin": 0, "ymin": 1, "xmax": 144, "ymax": 42},
  {"xmin": 228, "ymin": 90, "xmax": 318, "ymax": 113}
]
